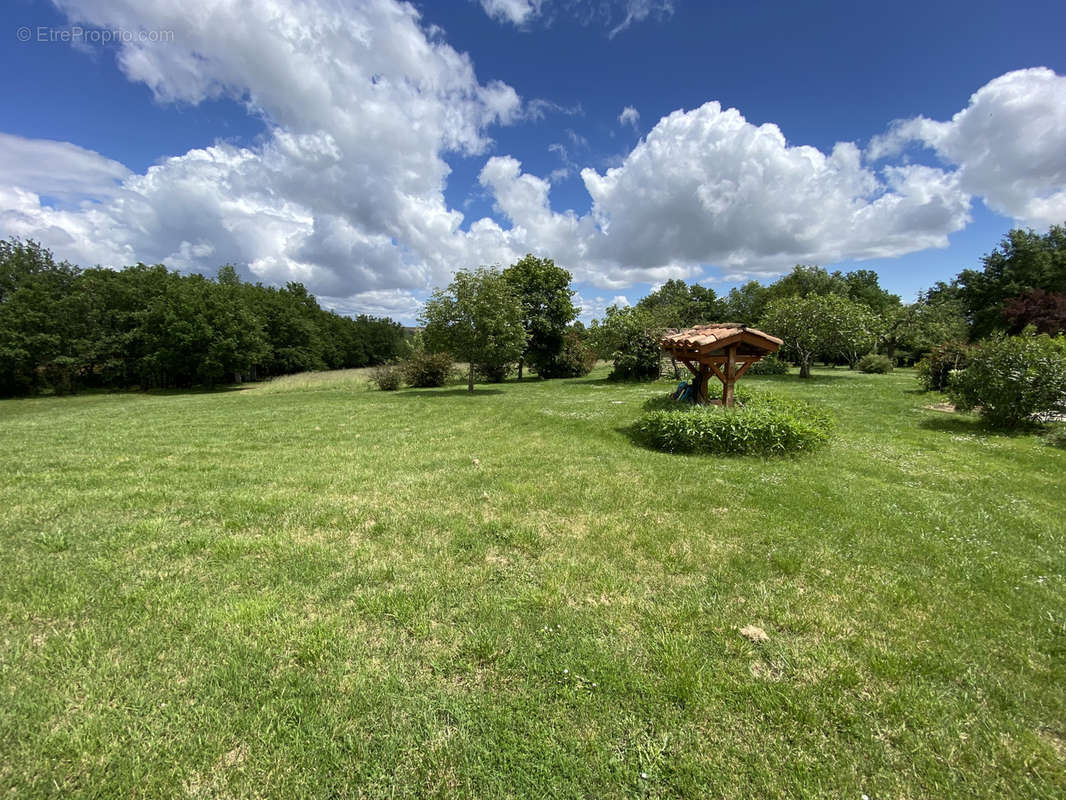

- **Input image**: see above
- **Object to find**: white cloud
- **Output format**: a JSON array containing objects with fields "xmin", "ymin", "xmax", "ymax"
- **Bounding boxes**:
[
  {"xmin": 0, "ymin": 134, "xmax": 130, "ymax": 203},
  {"xmin": 479, "ymin": 0, "xmax": 544, "ymax": 26},
  {"xmin": 618, "ymin": 105, "xmax": 640, "ymax": 128},
  {"xmin": 473, "ymin": 101, "xmax": 972, "ymax": 285},
  {"xmin": 867, "ymin": 67, "xmax": 1066, "ymax": 227},
  {"xmin": 607, "ymin": 0, "xmax": 674, "ymax": 38},
  {"xmin": 3, "ymin": 4, "xmax": 1064, "ymax": 322},
  {"xmin": 477, "ymin": 0, "xmax": 674, "ymax": 36}
]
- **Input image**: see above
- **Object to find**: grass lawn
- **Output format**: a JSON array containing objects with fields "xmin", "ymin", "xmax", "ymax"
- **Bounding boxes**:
[{"xmin": 1, "ymin": 366, "xmax": 1064, "ymax": 798}]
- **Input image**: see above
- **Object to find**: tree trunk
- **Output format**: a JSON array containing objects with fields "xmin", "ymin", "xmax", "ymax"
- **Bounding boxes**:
[
  {"xmin": 468, "ymin": 363, "xmax": 474, "ymax": 393},
  {"xmin": 799, "ymin": 357, "xmax": 811, "ymax": 379},
  {"xmin": 518, "ymin": 359, "xmax": 523, "ymax": 381}
]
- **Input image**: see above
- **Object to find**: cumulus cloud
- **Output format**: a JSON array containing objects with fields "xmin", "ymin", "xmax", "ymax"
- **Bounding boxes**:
[
  {"xmin": 2, "ymin": 2, "xmax": 1064, "ymax": 321},
  {"xmin": 474, "ymin": 101, "xmax": 972, "ymax": 285},
  {"xmin": 618, "ymin": 106, "xmax": 640, "ymax": 128},
  {"xmin": 867, "ymin": 67, "xmax": 1066, "ymax": 227}
]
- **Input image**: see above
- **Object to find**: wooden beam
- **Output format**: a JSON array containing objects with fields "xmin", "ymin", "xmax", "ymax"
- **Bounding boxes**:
[
  {"xmin": 705, "ymin": 360, "xmax": 727, "ymax": 384},
  {"xmin": 734, "ymin": 360, "xmax": 755, "ymax": 380}
]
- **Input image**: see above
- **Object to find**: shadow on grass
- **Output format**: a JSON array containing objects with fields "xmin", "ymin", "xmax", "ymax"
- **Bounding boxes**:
[
  {"xmin": 917, "ymin": 412, "xmax": 1038, "ymax": 439},
  {"xmin": 395, "ymin": 387, "xmax": 505, "ymax": 398}
]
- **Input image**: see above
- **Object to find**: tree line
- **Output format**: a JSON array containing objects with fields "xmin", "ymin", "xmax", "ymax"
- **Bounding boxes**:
[
  {"xmin": 0, "ymin": 239, "xmax": 406, "ymax": 396},
  {"xmin": 588, "ymin": 223, "xmax": 1066, "ymax": 379}
]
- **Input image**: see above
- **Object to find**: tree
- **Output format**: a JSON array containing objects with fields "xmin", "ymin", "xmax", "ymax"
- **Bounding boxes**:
[
  {"xmin": 722, "ymin": 281, "xmax": 771, "ymax": 325},
  {"xmin": 760, "ymin": 294, "xmax": 853, "ymax": 378},
  {"xmin": 1002, "ymin": 288, "xmax": 1066, "ymax": 335},
  {"xmin": 829, "ymin": 299, "xmax": 885, "ymax": 369},
  {"xmin": 421, "ymin": 267, "xmax": 526, "ymax": 392},
  {"xmin": 955, "ymin": 224, "xmax": 1066, "ymax": 339},
  {"xmin": 883, "ymin": 291, "xmax": 969, "ymax": 363},
  {"xmin": 636, "ymin": 279, "xmax": 727, "ymax": 329},
  {"xmin": 503, "ymin": 254, "xmax": 577, "ymax": 379},
  {"xmin": 593, "ymin": 305, "xmax": 662, "ymax": 381}
]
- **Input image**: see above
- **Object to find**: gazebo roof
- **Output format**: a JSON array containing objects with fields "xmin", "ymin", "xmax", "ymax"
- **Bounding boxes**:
[{"xmin": 661, "ymin": 323, "xmax": 782, "ymax": 356}]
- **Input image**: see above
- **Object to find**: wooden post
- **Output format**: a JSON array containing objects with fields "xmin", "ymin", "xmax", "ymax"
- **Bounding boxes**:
[
  {"xmin": 722, "ymin": 345, "xmax": 737, "ymax": 407},
  {"xmin": 695, "ymin": 365, "xmax": 711, "ymax": 405}
]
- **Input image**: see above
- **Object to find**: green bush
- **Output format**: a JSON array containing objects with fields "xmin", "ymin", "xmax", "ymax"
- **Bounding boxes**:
[
  {"xmin": 948, "ymin": 331, "xmax": 1066, "ymax": 428},
  {"xmin": 916, "ymin": 341, "xmax": 970, "ymax": 391},
  {"xmin": 536, "ymin": 331, "xmax": 597, "ymax": 378},
  {"xmin": 635, "ymin": 393, "xmax": 833, "ymax": 456},
  {"xmin": 1043, "ymin": 424, "xmax": 1066, "ymax": 449},
  {"xmin": 402, "ymin": 351, "xmax": 453, "ymax": 388},
  {"xmin": 858, "ymin": 353, "xmax": 893, "ymax": 374},
  {"xmin": 369, "ymin": 363, "xmax": 403, "ymax": 391},
  {"xmin": 475, "ymin": 361, "xmax": 513, "ymax": 383},
  {"xmin": 609, "ymin": 334, "xmax": 662, "ymax": 381},
  {"xmin": 748, "ymin": 354, "xmax": 790, "ymax": 375}
]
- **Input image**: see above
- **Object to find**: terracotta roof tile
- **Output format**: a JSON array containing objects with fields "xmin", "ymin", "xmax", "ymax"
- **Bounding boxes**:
[{"xmin": 661, "ymin": 323, "xmax": 783, "ymax": 352}]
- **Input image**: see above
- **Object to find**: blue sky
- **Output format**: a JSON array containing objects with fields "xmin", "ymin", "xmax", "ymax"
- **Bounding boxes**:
[{"xmin": 2, "ymin": 0, "xmax": 1065, "ymax": 323}]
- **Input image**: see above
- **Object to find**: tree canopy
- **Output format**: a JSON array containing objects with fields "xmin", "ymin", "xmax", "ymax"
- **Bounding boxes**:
[
  {"xmin": 503, "ymin": 254, "xmax": 578, "ymax": 379},
  {"xmin": 422, "ymin": 267, "xmax": 527, "ymax": 392},
  {"xmin": 0, "ymin": 239, "xmax": 406, "ymax": 396}
]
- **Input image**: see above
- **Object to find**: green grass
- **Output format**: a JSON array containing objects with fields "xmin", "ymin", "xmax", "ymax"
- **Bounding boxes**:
[{"xmin": 1, "ymin": 367, "xmax": 1064, "ymax": 798}]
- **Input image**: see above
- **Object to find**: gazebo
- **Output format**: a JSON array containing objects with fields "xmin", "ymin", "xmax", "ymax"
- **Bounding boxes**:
[{"xmin": 660, "ymin": 324, "xmax": 783, "ymax": 407}]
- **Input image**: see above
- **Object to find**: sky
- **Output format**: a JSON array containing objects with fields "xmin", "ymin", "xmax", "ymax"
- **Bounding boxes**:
[{"xmin": 2, "ymin": 0, "xmax": 1065, "ymax": 324}]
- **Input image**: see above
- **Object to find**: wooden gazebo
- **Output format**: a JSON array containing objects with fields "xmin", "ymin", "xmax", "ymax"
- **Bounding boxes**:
[{"xmin": 661, "ymin": 324, "xmax": 783, "ymax": 407}]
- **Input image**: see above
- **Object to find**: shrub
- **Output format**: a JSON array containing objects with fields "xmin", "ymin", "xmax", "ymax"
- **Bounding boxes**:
[
  {"xmin": 748, "ymin": 354, "xmax": 790, "ymax": 375},
  {"xmin": 948, "ymin": 331, "xmax": 1066, "ymax": 428},
  {"xmin": 858, "ymin": 353, "xmax": 893, "ymax": 374},
  {"xmin": 402, "ymin": 351, "xmax": 453, "ymax": 388},
  {"xmin": 369, "ymin": 363, "xmax": 403, "ymax": 391},
  {"xmin": 634, "ymin": 392, "xmax": 833, "ymax": 456},
  {"xmin": 1043, "ymin": 424, "xmax": 1066, "ymax": 449},
  {"xmin": 475, "ymin": 361, "xmax": 513, "ymax": 383},
  {"xmin": 916, "ymin": 341, "xmax": 970, "ymax": 391},
  {"xmin": 536, "ymin": 331, "xmax": 597, "ymax": 378},
  {"xmin": 609, "ymin": 333, "xmax": 662, "ymax": 381}
]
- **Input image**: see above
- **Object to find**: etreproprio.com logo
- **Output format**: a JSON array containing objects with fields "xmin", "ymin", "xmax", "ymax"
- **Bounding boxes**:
[{"xmin": 16, "ymin": 25, "xmax": 175, "ymax": 44}]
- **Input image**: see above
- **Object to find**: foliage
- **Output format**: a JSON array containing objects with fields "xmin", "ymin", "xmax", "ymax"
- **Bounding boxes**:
[
  {"xmin": 916, "ymin": 341, "xmax": 971, "ymax": 392},
  {"xmin": 760, "ymin": 293, "xmax": 872, "ymax": 378},
  {"xmin": 401, "ymin": 351, "xmax": 453, "ymax": 388},
  {"xmin": 593, "ymin": 305, "xmax": 662, "ymax": 381},
  {"xmin": 1042, "ymin": 424, "xmax": 1066, "ymax": 449},
  {"xmin": 635, "ymin": 392, "xmax": 833, "ymax": 456},
  {"xmin": 857, "ymin": 353, "xmax": 894, "ymax": 374},
  {"xmin": 635, "ymin": 278, "xmax": 726, "ymax": 328},
  {"xmin": 475, "ymin": 361, "xmax": 514, "ymax": 383},
  {"xmin": 948, "ymin": 331, "xmax": 1066, "ymax": 428},
  {"xmin": 830, "ymin": 300, "xmax": 885, "ymax": 368},
  {"xmin": 747, "ymin": 353, "xmax": 790, "ymax": 375},
  {"xmin": 503, "ymin": 254, "xmax": 578, "ymax": 378},
  {"xmin": 369, "ymin": 363, "xmax": 403, "ymax": 391},
  {"xmin": 422, "ymin": 267, "xmax": 526, "ymax": 392},
  {"xmin": 883, "ymin": 292, "xmax": 969, "ymax": 363},
  {"xmin": 0, "ymin": 239, "xmax": 405, "ymax": 396},
  {"xmin": 535, "ymin": 328, "xmax": 597, "ymax": 378},
  {"xmin": 1002, "ymin": 288, "xmax": 1066, "ymax": 335},
  {"xmin": 954, "ymin": 224, "xmax": 1066, "ymax": 339},
  {"xmin": 722, "ymin": 281, "xmax": 772, "ymax": 325}
]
